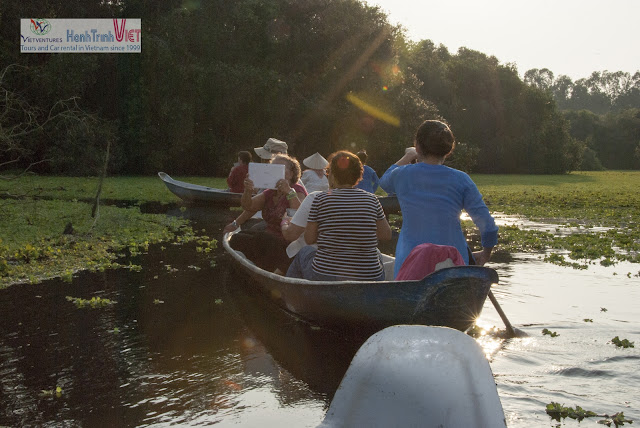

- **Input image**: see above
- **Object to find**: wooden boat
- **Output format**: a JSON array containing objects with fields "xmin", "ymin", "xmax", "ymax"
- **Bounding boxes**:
[
  {"xmin": 158, "ymin": 172, "xmax": 242, "ymax": 206},
  {"xmin": 158, "ymin": 171, "xmax": 400, "ymax": 214},
  {"xmin": 319, "ymin": 325, "xmax": 506, "ymax": 427},
  {"xmin": 223, "ymin": 231, "xmax": 498, "ymax": 336}
]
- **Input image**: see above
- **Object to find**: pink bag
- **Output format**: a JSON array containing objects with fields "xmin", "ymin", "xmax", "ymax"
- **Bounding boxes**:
[{"xmin": 396, "ymin": 243, "xmax": 465, "ymax": 280}]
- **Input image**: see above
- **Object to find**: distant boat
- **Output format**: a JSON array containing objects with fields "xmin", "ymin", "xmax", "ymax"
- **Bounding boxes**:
[
  {"xmin": 159, "ymin": 171, "xmax": 401, "ymax": 214},
  {"xmin": 319, "ymin": 325, "xmax": 506, "ymax": 427},
  {"xmin": 158, "ymin": 172, "xmax": 242, "ymax": 206},
  {"xmin": 223, "ymin": 231, "xmax": 497, "ymax": 336}
]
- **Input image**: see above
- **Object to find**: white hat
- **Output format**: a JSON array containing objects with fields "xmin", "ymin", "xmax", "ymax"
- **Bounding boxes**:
[
  {"xmin": 303, "ymin": 152, "xmax": 328, "ymax": 170},
  {"xmin": 254, "ymin": 138, "xmax": 288, "ymax": 159}
]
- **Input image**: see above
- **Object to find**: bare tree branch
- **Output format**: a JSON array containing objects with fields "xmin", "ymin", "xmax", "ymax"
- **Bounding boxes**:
[{"xmin": 0, "ymin": 159, "xmax": 52, "ymax": 180}]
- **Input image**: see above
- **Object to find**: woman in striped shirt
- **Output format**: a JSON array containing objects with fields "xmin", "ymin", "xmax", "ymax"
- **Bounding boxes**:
[{"xmin": 286, "ymin": 151, "xmax": 392, "ymax": 281}]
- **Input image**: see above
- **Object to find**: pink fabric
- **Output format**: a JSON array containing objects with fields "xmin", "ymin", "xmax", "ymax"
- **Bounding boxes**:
[{"xmin": 395, "ymin": 243, "xmax": 465, "ymax": 280}]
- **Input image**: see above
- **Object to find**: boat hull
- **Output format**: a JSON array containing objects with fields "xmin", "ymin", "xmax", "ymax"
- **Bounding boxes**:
[
  {"xmin": 159, "ymin": 171, "xmax": 400, "ymax": 213},
  {"xmin": 223, "ymin": 232, "xmax": 497, "ymax": 335},
  {"xmin": 158, "ymin": 172, "xmax": 242, "ymax": 206}
]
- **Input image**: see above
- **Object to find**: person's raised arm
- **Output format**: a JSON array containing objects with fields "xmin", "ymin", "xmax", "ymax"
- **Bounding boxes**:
[
  {"xmin": 241, "ymin": 177, "xmax": 266, "ymax": 212},
  {"xmin": 395, "ymin": 147, "xmax": 418, "ymax": 166}
]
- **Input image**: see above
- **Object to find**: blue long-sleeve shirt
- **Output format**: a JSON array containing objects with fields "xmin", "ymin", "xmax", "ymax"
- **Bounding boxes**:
[
  {"xmin": 355, "ymin": 165, "xmax": 380, "ymax": 193},
  {"xmin": 379, "ymin": 163, "xmax": 498, "ymax": 278}
]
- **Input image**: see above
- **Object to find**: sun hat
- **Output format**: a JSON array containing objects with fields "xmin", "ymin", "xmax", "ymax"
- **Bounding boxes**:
[
  {"xmin": 303, "ymin": 152, "xmax": 329, "ymax": 170},
  {"xmin": 254, "ymin": 138, "xmax": 288, "ymax": 160}
]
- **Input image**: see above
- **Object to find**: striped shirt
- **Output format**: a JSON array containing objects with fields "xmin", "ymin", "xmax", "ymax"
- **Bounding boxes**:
[{"xmin": 308, "ymin": 188, "xmax": 385, "ymax": 280}]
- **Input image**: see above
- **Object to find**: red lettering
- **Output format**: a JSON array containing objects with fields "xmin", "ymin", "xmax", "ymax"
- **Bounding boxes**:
[{"xmin": 113, "ymin": 19, "xmax": 126, "ymax": 42}]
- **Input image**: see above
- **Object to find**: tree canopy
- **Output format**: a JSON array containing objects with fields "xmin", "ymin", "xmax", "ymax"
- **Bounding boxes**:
[{"xmin": 2, "ymin": 0, "xmax": 638, "ymax": 176}]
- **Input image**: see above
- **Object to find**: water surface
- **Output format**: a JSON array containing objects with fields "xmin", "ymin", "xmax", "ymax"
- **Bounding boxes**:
[{"xmin": 1, "ymin": 208, "xmax": 638, "ymax": 427}]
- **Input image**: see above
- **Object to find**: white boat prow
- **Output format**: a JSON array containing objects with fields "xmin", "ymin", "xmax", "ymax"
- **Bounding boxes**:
[{"xmin": 319, "ymin": 325, "xmax": 506, "ymax": 428}]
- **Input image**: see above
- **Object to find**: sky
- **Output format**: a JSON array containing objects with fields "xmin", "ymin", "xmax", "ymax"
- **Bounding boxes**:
[{"xmin": 369, "ymin": 0, "xmax": 640, "ymax": 81}]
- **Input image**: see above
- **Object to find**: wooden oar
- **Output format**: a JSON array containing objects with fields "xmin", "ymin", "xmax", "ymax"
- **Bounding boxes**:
[
  {"xmin": 466, "ymin": 247, "xmax": 518, "ymax": 338},
  {"xmin": 487, "ymin": 290, "xmax": 516, "ymax": 338}
]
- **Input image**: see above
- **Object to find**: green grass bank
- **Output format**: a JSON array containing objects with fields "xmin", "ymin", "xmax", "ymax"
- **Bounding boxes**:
[{"xmin": 1, "ymin": 171, "xmax": 639, "ymax": 287}]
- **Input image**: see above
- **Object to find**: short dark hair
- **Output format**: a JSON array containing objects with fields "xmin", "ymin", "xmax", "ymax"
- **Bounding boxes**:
[
  {"xmin": 238, "ymin": 151, "xmax": 252, "ymax": 164},
  {"xmin": 415, "ymin": 120, "xmax": 455, "ymax": 157},
  {"xmin": 328, "ymin": 151, "xmax": 363, "ymax": 186},
  {"xmin": 356, "ymin": 150, "xmax": 368, "ymax": 164}
]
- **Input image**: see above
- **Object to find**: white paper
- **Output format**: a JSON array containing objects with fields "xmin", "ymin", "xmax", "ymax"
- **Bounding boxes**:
[{"xmin": 248, "ymin": 162, "xmax": 285, "ymax": 189}]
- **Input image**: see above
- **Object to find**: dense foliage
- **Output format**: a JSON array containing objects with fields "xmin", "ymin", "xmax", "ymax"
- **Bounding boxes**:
[
  {"xmin": 524, "ymin": 69, "xmax": 640, "ymax": 170},
  {"xmin": 1, "ymin": 0, "xmax": 638, "ymax": 176}
]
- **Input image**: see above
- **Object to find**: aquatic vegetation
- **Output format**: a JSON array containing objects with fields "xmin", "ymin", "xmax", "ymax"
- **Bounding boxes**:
[
  {"xmin": 584, "ymin": 319, "xmax": 593, "ymax": 322},
  {"xmin": 542, "ymin": 328, "xmax": 559, "ymax": 337},
  {"xmin": 153, "ymin": 299, "xmax": 164, "ymax": 304},
  {"xmin": 601, "ymin": 307, "xmax": 608, "ymax": 312},
  {"xmin": 215, "ymin": 299, "xmax": 223, "ymax": 305},
  {"xmin": 39, "ymin": 386, "xmax": 63, "ymax": 398},
  {"xmin": 545, "ymin": 403, "xmax": 633, "ymax": 426},
  {"xmin": 473, "ymin": 171, "xmax": 640, "ymax": 268},
  {"xmin": 65, "ymin": 296, "xmax": 116, "ymax": 308},
  {"xmin": 0, "ymin": 198, "xmax": 199, "ymax": 288},
  {"xmin": 545, "ymin": 402, "xmax": 597, "ymax": 421},
  {"xmin": 600, "ymin": 413, "xmax": 634, "ymax": 427},
  {"xmin": 610, "ymin": 336, "xmax": 634, "ymax": 348}
]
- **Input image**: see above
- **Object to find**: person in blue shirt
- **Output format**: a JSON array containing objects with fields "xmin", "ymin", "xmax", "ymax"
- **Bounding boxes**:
[
  {"xmin": 354, "ymin": 150, "xmax": 379, "ymax": 194},
  {"xmin": 379, "ymin": 120, "xmax": 498, "ymax": 278}
]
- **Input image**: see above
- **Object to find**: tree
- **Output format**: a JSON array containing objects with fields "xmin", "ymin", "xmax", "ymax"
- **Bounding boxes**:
[
  {"xmin": 0, "ymin": 64, "xmax": 113, "ymax": 178},
  {"xmin": 524, "ymin": 68, "xmax": 554, "ymax": 92}
]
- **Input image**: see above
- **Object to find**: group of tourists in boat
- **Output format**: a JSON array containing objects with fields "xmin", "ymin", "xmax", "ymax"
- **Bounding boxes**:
[{"xmin": 224, "ymin": 119, "xmax": 499, "ymax": 282}]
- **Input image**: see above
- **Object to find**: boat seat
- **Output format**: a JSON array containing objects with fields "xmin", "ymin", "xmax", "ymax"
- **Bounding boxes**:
[
  {"xmin": 383, "ymin": 258, "xmax": 395, "ymax": 281},
  {"xmin": 380, "ymin": 253, "xmax": 395, "ymax": 281}
]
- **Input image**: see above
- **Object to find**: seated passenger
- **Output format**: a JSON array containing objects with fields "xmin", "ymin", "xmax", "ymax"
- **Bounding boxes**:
[
  {"xmin": 301, "ymin": 152, "xmax": 329, "ymax": 192},
  {"xmin": 287, "ymin": 151, "xmax": 392, "ymax": 281},
  {"xmin": 354, "ymin": 150, "xmax": 380, "ymax": 194},
  {"xmin": 229, "ymin": 154, "xmax": 308, "ymax": 273},
  {"xmin": 227, "ymin": 150, "xmax": 252, "ymax": 193}
]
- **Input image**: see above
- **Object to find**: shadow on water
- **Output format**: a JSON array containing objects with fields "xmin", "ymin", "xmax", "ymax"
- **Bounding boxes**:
[{"xmin": 223, "ymin": 265, "xmax": 364, "ymax": 395}]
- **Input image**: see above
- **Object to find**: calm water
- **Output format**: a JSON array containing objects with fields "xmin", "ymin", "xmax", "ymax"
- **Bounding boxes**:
[{"xmin": 1, "ymin": 207, "xmax": 638, "ymax": 427}]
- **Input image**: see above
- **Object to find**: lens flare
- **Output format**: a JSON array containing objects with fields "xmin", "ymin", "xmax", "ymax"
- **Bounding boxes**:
[{"xmin": 345, "ymin": 93, "xmax": 400, "ymax": 127}]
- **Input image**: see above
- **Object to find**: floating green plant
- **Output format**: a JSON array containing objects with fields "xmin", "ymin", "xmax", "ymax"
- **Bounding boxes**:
[
  {"xmin": 215, "ymin": 299, "xmax": 223, "ymax": 305},
  {"xmin": 542, "ymin": 328, "xmax": 559, "ymax": 337},
  {"xmin": 583, "ymin": 319, "xmax": 593, "ymax": 323},
  {"xmin": 40, "ymin": 386, "xmax": 63, "ymax": 398},
  {"xmin": 545, "ymin": 402, "xmax": 597, "ymax": 421},
  {"xmin": 153, "ymin": 299, "xmax": 164, "ymax": 304},
  {"xmin": 599, "ymin": 412, "xmax": 634, "ymax": 427},
  {"xmin": 611, "ymin": 336, "xmax": 634, "ymax": 348},
  {"xmin": 66, "ymin": 295, "xmax": 116, "ymax": 308},
  {"xmin": 545, "ymin": 403, "xmax": 633, "ymax": 426},
  {"xmin": 0, "ymin": 197, "xmax": 198, "ymax": 288}
]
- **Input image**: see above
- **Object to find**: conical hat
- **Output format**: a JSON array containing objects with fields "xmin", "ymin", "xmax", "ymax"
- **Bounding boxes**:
[{"xmin": 303, "ymin": 152, "xmax": 328, "ymax": 169}]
